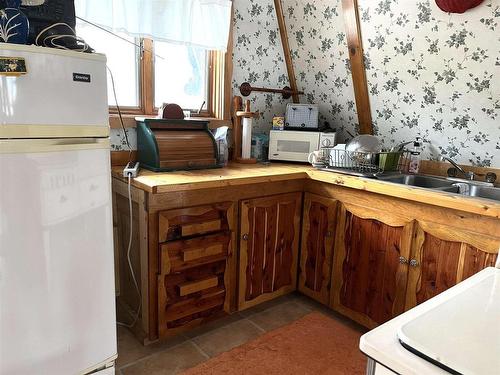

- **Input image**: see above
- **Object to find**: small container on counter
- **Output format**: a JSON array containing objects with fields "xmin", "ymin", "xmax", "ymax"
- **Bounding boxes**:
[
  {"xmin": 272, "ymin": 116, "xmax": 285, "ymax": 130},
  {"xmin": 251, "ymin": 133, "xmax": 269, "ymax": 161}
]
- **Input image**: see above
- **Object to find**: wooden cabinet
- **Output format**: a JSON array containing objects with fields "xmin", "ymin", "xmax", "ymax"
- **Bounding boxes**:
[
  {"xmin": 238, "ymin": 192, "xmax": 302, "ymax": 310},
  {"xmin": 298, "ymin": 193, "xmax": 337, "ymax": 305},
  {"xmin": 405, "ymin": 221, "xmax": 499, "ymax": 309},
  {"xmin": 330, "ymin": 203, "xmax": 414, "ymax": 328},
  {"xmin": 156, "ymin": 202, "xmax": 235, "ymax": 339},
  {"xmin": 329, "ymin": 200, "xmax": 500, "ymax": 329}
]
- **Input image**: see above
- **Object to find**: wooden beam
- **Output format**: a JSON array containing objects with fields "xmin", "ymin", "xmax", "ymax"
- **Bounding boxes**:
[
  {"xmin": 342, "ymin": 0, "xmax": 373, "ymax": 135},
  {"xmin": 274, "ymin": 0, "xmax": 300, "ymax": 103}
]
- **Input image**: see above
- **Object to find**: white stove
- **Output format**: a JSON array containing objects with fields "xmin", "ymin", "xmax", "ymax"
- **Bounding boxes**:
[{"xmin": 360, "ymin": 261, "xmax": 500, "ymax": 375}]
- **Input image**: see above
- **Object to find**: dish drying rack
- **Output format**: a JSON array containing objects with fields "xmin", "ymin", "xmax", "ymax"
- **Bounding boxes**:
[{"xmin": 314, "ymin": 148, "xmax": 410, "ymax": 177}]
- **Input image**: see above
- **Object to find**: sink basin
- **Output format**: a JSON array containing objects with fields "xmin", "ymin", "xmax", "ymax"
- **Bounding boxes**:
[
  {"xmin": 466, "ymin": 185, "xmax": 500, "ymax": 201},
  {"xmin": 377, "ymin": 174, "xmax": 456, "ymax": 189},
  {"xmin": 377, "ymin": 174, "xmax": 500, "ymax": 202}
]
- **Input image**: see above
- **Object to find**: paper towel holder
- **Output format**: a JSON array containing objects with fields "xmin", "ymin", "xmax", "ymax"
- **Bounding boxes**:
[{"xmin": 233, "ymin": 96, "xmax": 258, "ymax": 164}]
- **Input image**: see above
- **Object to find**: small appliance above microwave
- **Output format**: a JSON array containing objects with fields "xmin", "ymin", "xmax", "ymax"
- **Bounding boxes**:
[
  {"xmin": 269, "ymin": 130, "xmax": 336, "ymax": 162},
  {"xmin": 284, "ymin": 103, "xmax": 319, "ymax": 130}
]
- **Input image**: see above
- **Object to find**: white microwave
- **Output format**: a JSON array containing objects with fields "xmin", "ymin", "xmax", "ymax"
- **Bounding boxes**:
[{"xmin": 269, "ymin": 130, "xmax": 336, "ymax": 162}]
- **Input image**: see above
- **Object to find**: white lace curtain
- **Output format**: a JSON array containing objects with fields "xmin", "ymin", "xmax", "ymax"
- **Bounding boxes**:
[{"xmin": 75, "ymin": 0, "xmax": 232, "ymax": 51}]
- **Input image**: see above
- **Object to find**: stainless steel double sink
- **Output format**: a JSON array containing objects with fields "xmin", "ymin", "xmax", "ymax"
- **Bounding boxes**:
[{"xmin": 376, "ymin": 174, "xmax": 500, "ymax": 202}]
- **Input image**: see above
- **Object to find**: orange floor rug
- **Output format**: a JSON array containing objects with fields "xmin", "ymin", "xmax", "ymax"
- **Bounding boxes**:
[{"xmin": 182, "ymin": 312, "xmax": 367, "ymax": 375}]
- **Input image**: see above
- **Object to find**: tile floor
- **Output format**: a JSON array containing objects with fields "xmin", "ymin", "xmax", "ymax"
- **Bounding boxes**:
[{"xmin": 116, "ymin": 293, "xmax": 368, "ymax": 375}]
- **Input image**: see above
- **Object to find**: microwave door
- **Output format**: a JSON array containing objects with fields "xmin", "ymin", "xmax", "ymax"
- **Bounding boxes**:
[{"xmin": 270, "ymin": 132, "xmax": 319, "ymax": 162}]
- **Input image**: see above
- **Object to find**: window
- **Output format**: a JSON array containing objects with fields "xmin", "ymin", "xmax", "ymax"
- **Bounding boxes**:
[
  {"xmin": 76, "ymin": 21, "xmax": 227, "ymax": 118},
  {"xmin": 154, "ymin": 42, "xmax": 208, "ymax": 112}
]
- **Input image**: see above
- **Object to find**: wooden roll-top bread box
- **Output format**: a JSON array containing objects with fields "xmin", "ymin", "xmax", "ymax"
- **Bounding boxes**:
[{"xmin": 136, "ymin": 118, "xmax": 221, "ymax": 172}]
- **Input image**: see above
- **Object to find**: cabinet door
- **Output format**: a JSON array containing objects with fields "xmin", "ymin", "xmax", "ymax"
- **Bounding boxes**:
[
  {"xmin": 405, "ymin": 221, "xmax": 499, "ymax": 309},
  {"xmin": 298, "ymin": 193, "xmax": 337, "ymax": 305},
  {"xmin": 238, "ymin": 192, "xmax": 302, "ymax": 310},
  {"xmin": 331, "ymin": 203, "xmax": 414, "ymax": 328}
]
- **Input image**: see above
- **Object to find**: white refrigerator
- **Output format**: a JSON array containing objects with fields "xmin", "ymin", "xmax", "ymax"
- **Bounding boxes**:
[{"xmin": 0, "ymin": 44, "xmax": 117, "ymax": 374}]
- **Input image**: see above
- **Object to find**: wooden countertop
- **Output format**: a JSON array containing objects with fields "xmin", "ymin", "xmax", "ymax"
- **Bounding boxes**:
[{"xmin": 111, "ymin": 163, "xmax": 500, "ymax": 219}]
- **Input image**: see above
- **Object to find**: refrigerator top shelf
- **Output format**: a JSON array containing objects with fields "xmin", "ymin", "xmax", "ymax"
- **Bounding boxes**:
[{"xmin": 0, "ymin": 42, "xmax": 107, "ymax": 62}]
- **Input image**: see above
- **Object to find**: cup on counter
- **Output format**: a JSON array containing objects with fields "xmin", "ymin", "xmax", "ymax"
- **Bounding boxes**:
[{"xmin": 308, "ymin": 149, "xmax": 329, "ymax": 167}]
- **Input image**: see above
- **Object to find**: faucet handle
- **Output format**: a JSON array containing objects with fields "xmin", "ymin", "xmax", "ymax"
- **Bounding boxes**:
[
  {"xmin": 465, "ymin": 171, "xmax": 475, "ymax": 181},
  {"xmin": 485, "ymin": 172, "xmax": 497, "ymax": 184},
  {"xmin": 447, "ymin": 167, "xmax": 458, "ymax": 178}
]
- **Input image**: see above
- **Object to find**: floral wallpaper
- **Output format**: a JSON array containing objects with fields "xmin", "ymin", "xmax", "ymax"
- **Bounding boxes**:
[
  {"xmin": 232, "ymin": 0, "xmax": 358, "ymax": 136},
  {"xmin": 358, "ymin": 0, "xmax": 500, "ymax": 166},
  {"xmin": 111, "ymin": 0, "xmax": 499, "ymax": 167}
]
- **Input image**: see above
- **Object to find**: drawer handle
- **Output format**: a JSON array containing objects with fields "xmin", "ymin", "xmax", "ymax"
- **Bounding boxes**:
[
  {"xmin": 178, "ymin": 276, "xmax": 218, "ymax": 297},
  {"xmin": 409, "ymin": 259, "xmax": 420, "ymax": 267},
  {"xmin": 399, "ymin": 256, "xmax": 408, "ymax": 265},
  {"xmin": 183, "ymin": 244, "xmax": 224, "ymax": 262},
  {"xmin": 181, "ymin": 219, "xmax": 222, "ymax": 237}
]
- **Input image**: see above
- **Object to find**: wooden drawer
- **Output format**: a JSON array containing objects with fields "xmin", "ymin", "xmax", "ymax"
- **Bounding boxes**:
[
  {"xmin": 158, "ymin": 260, "xmax": 227, "ymax": 336},
  {"xmin": 160, "ymin": 232, "xmax": 231, "ymax": 273},
  {"xmin": 158, "ymin": 202, "xmax": 233, "ymax": 242}
]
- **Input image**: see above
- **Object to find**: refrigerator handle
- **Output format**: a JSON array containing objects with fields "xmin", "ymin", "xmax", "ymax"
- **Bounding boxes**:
[{"xmin": 0, "ymin": 138, "xmax": 110, "ymax": 154}]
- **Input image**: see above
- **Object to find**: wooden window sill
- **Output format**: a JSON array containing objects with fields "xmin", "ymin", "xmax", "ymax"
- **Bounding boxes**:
[{"xmin": 109, "ymin": 114, "xmax": 232, "ymax": 129}]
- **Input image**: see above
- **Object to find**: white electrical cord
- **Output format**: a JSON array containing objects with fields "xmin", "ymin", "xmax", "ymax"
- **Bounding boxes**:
[
  {"xmin": 116, "ymin": 174, "xmax": 142, "ymax": 328},
  {"xmin": 107, "ymin": 65, "xmax": 141, "ymax": 328},
  {"xmin": 35, "ymin": 22, "xmax": 92, "ymax": 52}
]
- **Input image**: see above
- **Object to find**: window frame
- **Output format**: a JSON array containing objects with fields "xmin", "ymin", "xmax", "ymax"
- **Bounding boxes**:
[{"xmin": 108, "ymin": 38, "xmax": 222, "ymax": 119}]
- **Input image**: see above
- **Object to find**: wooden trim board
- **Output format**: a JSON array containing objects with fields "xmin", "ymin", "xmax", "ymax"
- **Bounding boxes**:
[
  {"xmin": 274, "ymin": 0, "xmax": 300, "ymax": 103},
  {"xmin": 342, "ymin": 0, "xmax": 373, "ymax": 134}
]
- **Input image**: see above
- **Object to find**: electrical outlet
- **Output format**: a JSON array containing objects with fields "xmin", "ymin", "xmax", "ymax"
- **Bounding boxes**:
[{"xmin": 123, "ymin": 162, "xmax": 140, "ymax": 178}]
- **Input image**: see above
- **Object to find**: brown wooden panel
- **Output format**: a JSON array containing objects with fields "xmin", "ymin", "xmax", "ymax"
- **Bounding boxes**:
[
  {"xmin": 462, "ymin": 245, "xmax": 498, "ymax": 280},
  {"xmin": 304, "ymin": 201, "xmax": 329, "ymax": 291},
  {"xmin": 332, "ymin": 203, "xmax": 412, "ymax": 328},
  {"xmin": 160, "ymin": 232, "xmax": 230, "ymax": 273},
  {"xmin": 161, "ymin": 260, "xmax": 226, "ymax": 306},
  {"xmin": 415, "ymin": 232, "xmax": 461, "ymax": 305},
  {"xmin": 274, "ymin": 200, "xmax": 297, "ymax": 291},
  {"xmin": 341, "ymin": 0, "xmax": 372, "ymax": 134},
  {"xmin": 299, "ymin": 194, "xmax": 337, "ymax": 306},
  {"xmin": 263, "ymin": 204, "xmax": 278, "ymax": 294},
  {"xmin": 239, "ymin": 192, "xmax": 302, "ymax": 310},
  {"xmin": 158, "ymin": 202, "xmax": 232, "ymax": 242},
  {"xmin": 179, "ymin": 276, "xmax": 219, "ymax": 297},
  {"xmin": 248, "ymin": 207, "xmax": 266, "ymax": 300},
  {"xmin": 157, "ymin": 260, "xmax": 227, "ymax": 337}
]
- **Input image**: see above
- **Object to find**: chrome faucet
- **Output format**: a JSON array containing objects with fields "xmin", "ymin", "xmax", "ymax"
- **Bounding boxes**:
[{"xmin": 441, "ymin": 156, "xmax": 475, "ymax": 180}]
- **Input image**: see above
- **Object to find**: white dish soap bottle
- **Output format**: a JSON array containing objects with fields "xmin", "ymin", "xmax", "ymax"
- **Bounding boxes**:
[{"xmin": 408, "ymin": 138, "xmax": 423, "ymax": 174}]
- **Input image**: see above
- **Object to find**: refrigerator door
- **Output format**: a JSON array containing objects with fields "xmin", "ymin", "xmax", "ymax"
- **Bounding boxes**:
[
  {"xmin": 0, "ymin": 138, "xmax": 117, "ymax": 374},
  {"xmin": 0, "ymin": 44, "xmax": 109, "ymax": 138}
]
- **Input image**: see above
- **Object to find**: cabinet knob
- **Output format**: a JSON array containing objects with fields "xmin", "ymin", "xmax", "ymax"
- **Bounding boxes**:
[
  {"xmin": 399, "ymin": 256, "xmax": 408, "ymax": 264},
  {"xmin": 326, "ymin": 231, "xmax": 333, "ymax": 237},
  {"xmin": 242, "ymin": 234, "xmax": 249, "ymax": 241},
  {"xmin": 409, "ymin": 259, "xmax": 420, "ymax": 267}
]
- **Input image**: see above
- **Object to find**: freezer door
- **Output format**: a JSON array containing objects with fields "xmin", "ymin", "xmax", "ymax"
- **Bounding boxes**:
[
  {"xmin": 0, "ymin": 139, "xmax": 117, "ymax": 374},
  {"xmin": 0, "ymin": 44, "xmax": 109, "ymax": 138}
]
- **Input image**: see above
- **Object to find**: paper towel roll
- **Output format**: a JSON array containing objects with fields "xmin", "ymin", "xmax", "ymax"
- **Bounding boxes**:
[{"xmin": 242, "ymin": 117, "xmax": 253, "ymax": 159}]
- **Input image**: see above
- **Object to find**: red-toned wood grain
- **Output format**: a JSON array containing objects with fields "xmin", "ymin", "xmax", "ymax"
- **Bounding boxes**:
[
  {"xmin": 416, "ymin": 232, "xmax": 461, "ymax": 304},
  {"xmin": 340, "ymin": 212, "xmax": 404, "ymax": 324},
  {"xmin": 304, "ymin": 202, "xmax": 329, "ymax": 292},
  {"xmin": 250, "ymin": 207, "xmax": 266, "ymax": 299},
  {"xmin": 274, "ymin": 201, "xmax": 296, "ymax": 291},
  {"xmin": 462, "ymin": 245, "xmax": 498, "ymax": 280},
  {"xmin": 244, "ymin": 196, "xmax": 298, "ymax": 302},
  {"xmin": 263, "ymin": 205, "xmax": 278, "ymax": 293}
]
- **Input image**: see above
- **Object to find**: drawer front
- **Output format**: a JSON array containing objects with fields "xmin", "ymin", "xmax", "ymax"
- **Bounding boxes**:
[
  {"xmin": 158, "ymin": 202, "xmax": 233, "ymax": 242},
  {"xmin": 160, "ymin": 232, "xmax": 230, "ymax": 273},
  {"xmin": 158, "ymin": 260, "xmax": 227, "ymax": 336}
]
